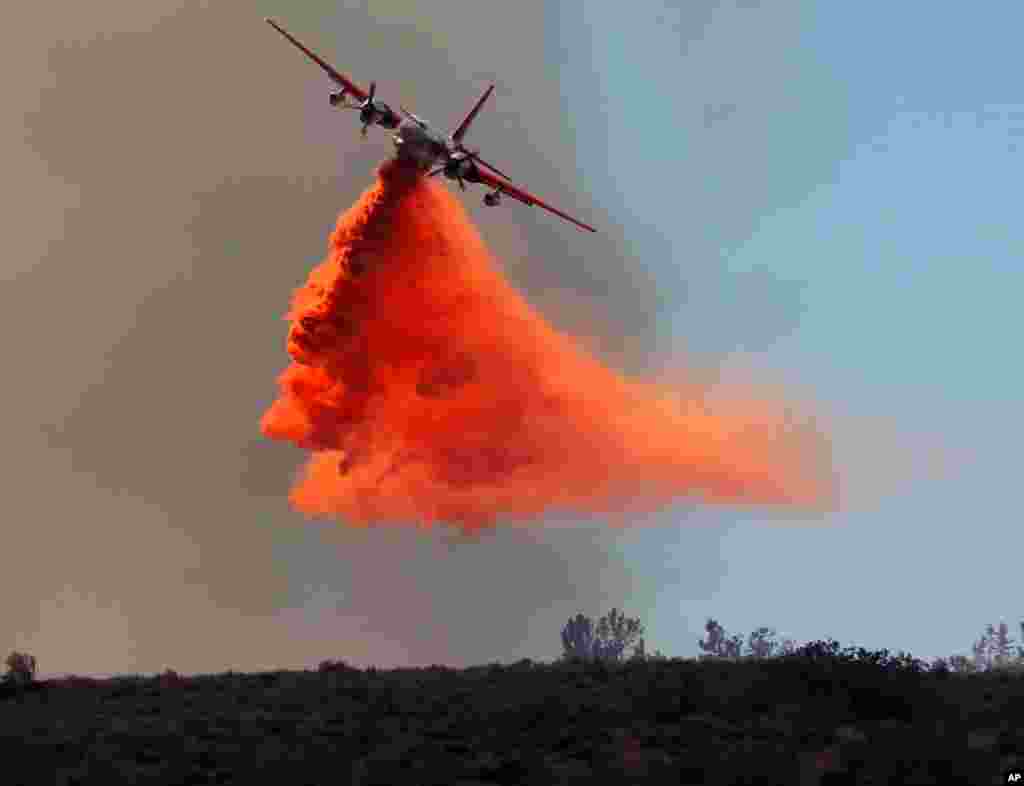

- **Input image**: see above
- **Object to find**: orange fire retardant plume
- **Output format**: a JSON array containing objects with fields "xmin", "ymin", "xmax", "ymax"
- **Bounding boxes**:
[{"xmin": 261, "ymin": 158, "xmax": 835, "ymax": 538}]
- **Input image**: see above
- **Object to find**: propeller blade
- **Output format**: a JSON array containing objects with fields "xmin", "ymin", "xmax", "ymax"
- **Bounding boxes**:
[
  {"xmin": 457, "ymin": 176, "xmax": 466, "ymax": 191},
  {"xmin": 361, "ymin": 124, "xmax": 369, "ymax": 139},
  {"xmin": 368, "ymin": 81, "xmax": 376, "ymax": 101}
]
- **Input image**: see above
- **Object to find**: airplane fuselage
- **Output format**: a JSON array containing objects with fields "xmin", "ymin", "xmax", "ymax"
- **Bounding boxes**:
[
  {"xmin": 390, "ymin": 120, "xmax": 486, "ymax": 189},
  {"xmin": 391, "ymin": 120, "xmax": 449, "ymax": 169}
]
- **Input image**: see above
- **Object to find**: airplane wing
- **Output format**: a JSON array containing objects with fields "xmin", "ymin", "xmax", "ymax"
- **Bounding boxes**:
[
  {"xmin": 467, "ymin": 152, "xmax": 516, "ymax": 183},
  {"xmin": 265, "ymin": 18, "xmax": 369, "ymax": 103},
  {"xmin": 473, "ymin": 168, "xmax": 597, "ymax": 233}
]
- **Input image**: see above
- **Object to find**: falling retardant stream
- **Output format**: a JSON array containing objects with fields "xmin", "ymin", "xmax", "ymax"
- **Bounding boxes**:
[{"xmin": 261, "ymin": 158, "xmax": 836, "ymax": 538}]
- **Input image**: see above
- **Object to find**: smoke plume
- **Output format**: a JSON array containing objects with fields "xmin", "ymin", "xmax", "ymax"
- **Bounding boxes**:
[{"xmin": 261, "ymin": 158, "xmax": 835, "ymax": 537}]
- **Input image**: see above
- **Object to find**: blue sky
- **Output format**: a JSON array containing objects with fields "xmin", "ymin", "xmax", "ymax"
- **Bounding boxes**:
[{"xmin": 550, "ymin": 0, "xmax": 1024, "ymax": 662}]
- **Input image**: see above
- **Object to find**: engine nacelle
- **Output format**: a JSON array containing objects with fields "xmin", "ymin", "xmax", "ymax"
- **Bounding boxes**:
[
  {"xmin": 358, "ymin": 102, "xmax": 401, "ymax": 130},
  {"xmin": 483, "ymin": 190, "xmax": 501, "ymax": 207},
  {"xmin": 375, "ymin": 104, "xmax": 401, "ymax": 130},
  {"xmin": 329, "ymin": 89, "xmax": 347, "ymax": 107}
]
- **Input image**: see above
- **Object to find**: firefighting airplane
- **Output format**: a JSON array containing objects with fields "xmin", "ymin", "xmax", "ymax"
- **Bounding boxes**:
[{"xmin": 265, "ymin": 18, "xmax": 597, "ymax": 233}]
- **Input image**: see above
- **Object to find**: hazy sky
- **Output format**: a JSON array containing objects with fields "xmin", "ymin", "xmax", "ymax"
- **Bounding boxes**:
[
  {"xmin": 5, "ymin": 1, "xmax": 1022, "ymax": 679},
  {"xmin": 554, "ymin": 0, "xmax": 1024, "ymax": 663}
]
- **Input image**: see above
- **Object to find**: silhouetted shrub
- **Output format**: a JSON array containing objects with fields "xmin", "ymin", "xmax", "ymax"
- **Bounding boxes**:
[
  {"xmin": 697, "ymin": 618, "xmax": 744, "ymax": 658},
  {"xmin": 4, "ymin": 651, "xmax": 37, "ymax": 686},
  {"xmin": 559, "ymin": 608, "xmax": 646, "ymax": 663},
  {"xmin": 696, "ymin": 618, "xmax": 797, "ymax": 661},
  {"xmin": 318, "ymin": 658, "xmax": 359, "ymax": 674}
]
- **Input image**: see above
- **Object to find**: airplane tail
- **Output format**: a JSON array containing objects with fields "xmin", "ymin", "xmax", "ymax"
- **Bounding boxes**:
[{"xmin": 450, "ymin": 84, "xmax": 495, "ymax": 146}]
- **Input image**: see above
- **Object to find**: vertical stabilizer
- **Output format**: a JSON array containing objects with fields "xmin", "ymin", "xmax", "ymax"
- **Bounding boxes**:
[{"xmin": 450, "ymin": 84, "xmax": 495, "ymax": 145}]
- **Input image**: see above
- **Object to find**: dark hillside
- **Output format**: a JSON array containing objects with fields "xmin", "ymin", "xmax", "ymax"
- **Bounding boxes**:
[{"xmin": 3, "ymin": 652, "xmax": 1019, "ymax": 785}]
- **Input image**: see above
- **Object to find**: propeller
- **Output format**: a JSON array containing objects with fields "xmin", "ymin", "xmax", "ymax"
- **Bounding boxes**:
[
  {"xmin": 427, "ymin": 160, "xmax": 464, "ymax": 189},
  {"xmin": 359, "ymin": 81, "xmax": 377, "ymax": 138},
  {"xmin": 452, "ymin": 146, "xmax": 514, "ymax": 182}
]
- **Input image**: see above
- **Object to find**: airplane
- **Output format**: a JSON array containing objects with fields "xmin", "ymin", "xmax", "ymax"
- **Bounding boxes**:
[{"xmin": 265, "ymin": 17, "xmax": 597, "ymax": 233}]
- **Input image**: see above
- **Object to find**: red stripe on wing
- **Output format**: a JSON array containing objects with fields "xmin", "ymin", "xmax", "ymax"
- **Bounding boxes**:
[
  {"xmin": 474, "ymin": 168, "xmax": 596, "ymax": 233},
  {"xmin": 266, "ymin": 18, "xmax": 369, "ymax": 103}
]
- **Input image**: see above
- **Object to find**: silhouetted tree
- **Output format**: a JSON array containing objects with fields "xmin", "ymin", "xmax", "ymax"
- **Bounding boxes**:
[
  {"xmin": 560, "ymin": 608, "xmax": 646, "ymax": 663},
  {"xmin": 697, "ymin": 618, "xmax": 743, "ymax": 658},
  {"xmin": 972, "ymin": 621, "xmax": 1022, "ymax": 671},
  {"xmin": 746, "ymin": 627, "xmax": 779, "ymax": 658}
]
